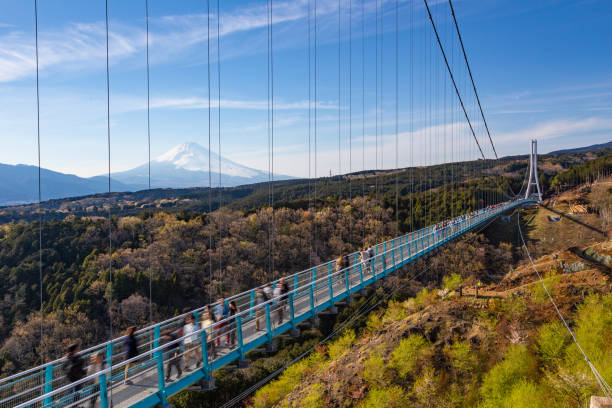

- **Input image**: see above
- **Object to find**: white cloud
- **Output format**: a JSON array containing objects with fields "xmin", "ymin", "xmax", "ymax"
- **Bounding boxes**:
[{"xmin": 496, "ymin": 117, "xmax": 612, "ymax": 144}]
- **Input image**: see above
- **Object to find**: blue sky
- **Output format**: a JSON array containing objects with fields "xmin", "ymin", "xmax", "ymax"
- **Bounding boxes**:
[{"xmin": 0, "ymin": 0, "xmax": 611, "ymax": 179}]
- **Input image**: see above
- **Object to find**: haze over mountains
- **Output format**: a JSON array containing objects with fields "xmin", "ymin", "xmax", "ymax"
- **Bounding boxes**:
[{"xmin": 0, "ymin": 142, "xmax": 290, "ymax": 206}]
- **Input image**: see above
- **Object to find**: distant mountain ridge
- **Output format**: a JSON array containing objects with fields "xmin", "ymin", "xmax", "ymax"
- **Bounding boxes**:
[
  {"xmin": 546, "ymin": 140, "xmax": 612, "ymax": 155},
  {"xmin": 0, "ymin": 142, "xmax": 291, "ymax": 206},
  {"xmin": 0, "ymin": 163, "xmax": 141, "ymax": 206},
  {"xmin": 110, "ymin": 142, "xmax": 288, "ymax": 189}
]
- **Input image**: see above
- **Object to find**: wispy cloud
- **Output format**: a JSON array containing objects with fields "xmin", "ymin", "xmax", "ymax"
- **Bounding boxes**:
[
  {"xmin": 0, "ymin": 22, "xmax": 139, "ymax": 82},
  {"xmin": 496, "ymin": 117, "xmax": 612, "ymax": 144},
  {"xmin": 149, "ymin": 96, "xmax": 337, "ymax": 111}
]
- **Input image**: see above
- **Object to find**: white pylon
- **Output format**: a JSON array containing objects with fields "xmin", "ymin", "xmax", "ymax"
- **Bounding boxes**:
[{"xmin": 525, "ymin": 139, "xmax": 543, "ymax": 201}]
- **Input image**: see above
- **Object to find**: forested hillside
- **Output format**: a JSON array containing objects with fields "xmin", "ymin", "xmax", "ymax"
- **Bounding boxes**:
[
  {"xmin": 0, "ymin": 148, "xmax": 610, "ymax": 404},
  {"xmin": 250, "ymin": 238, "xmax": 612, "ymax": 408}
]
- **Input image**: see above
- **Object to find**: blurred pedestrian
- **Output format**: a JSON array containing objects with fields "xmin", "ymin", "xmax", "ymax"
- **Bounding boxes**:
[
  {"xmin": 65, "ymin": 343, "xmax": 86, "ymax": 405},
  {"xmin": 162, "ymin": 330, "xmax": 182, "ymax": 382},
  {"xmin": 123, "ymin": 326, "xmax": 139, "ymax": 385},
  {"xmin": 88, "ymin": 352, "xmax": 106, "ymax": 408}
]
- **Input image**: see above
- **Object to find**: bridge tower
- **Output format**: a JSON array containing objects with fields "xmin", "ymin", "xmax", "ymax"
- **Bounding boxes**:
[{"xmin": 525, "ymin": 139, "xmax": 543, "ymax": 201}]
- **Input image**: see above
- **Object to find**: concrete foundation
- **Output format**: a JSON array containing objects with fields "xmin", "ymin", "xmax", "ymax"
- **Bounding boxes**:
[{"xmin": 590, "ymin": 396, "xmax": 612, "ymax": 408}]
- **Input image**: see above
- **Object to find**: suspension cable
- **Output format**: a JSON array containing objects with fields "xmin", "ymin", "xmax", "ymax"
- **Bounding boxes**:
[
  {"xmin": 423, "ymin": 0, "xmax": 485, "ymax": 160},
  {"xmin": 104, "ymin": 0, "xmax": 114, "ymax": 403},
  {"xmin": 361, "ymin": 0, "xmax": 365, "ymax": 246},
  {"xmin": 207, "ymin": 0, "xmax": 213, "ymax": 302},
  {"xmin": 337, "ymin": 0, "xmax": 341, "ymax": 197},
  {"xmin": 448, "ymin": 0, "xmax": 497, "ymax": 160},
  {"xmin": 395, "ymin": 0, "xmax": 399, "ymax": 236},
  {"xmin": 33, "ymin": 0, "xmax": 43, "ymax": 363},
  {"xmin": 308, "ymin": 0, "xmax": 312, "ymax": 266},
  {"xmin": 144, "ymin": 0, "xmax": 153, "ymax": 325},
  {"xmin": 217, "ymin": 0, "xmax": 223, "ymax": 288},
  {"xmin": 349, "ymin": 0, "xmax": 353, "ymax": 247}
]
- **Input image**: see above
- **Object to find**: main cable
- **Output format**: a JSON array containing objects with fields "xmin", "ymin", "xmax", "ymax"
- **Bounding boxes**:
[
  {"xmin": 448, "ymin": 0, "xmax": 497, "ymax": 160},
  {"xmin": 423, "ymin": 0, "xmax": 485, "ymax": 160}
]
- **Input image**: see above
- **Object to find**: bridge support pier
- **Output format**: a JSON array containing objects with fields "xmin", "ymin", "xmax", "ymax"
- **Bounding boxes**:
[
  {"xmin": 265, "ymin": 342, "xmax": 278, "ymax": 353},
  {"xmin": 237, "ymin": 359, "xmax": 250, "ymax": 369},
  {"xmin": 289, "ymin": 328, "xmax": 300, "ymax": 338}
]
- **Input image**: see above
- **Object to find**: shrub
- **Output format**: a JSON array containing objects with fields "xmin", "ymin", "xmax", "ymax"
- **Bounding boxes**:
[
  {"xmin": 502, "ymin": 379, "xmax": 546, "ymax": 408},
  {"xmin": 390, "ymin": 334, "xmax": 430, "ymax": 378},
  {"xmin": 536, "ymin": 321, "xmax": 569, "ymax": 367},
  {"xmin": 365, "ymin": 312, "xmax": 383, "ymax": 334},
  {"xmin": 251, "ymin": 352, "xmax": 325, "ymax": 408},
  {"xmin": 479, "ymin": 344, "xmax": 534, "ymax": 406},
  {"xmin": 443, "ymin": 272, "xmax": 463, "ymax": 292},
  {"xmin": 563, "ymin": 293, "xmax": 612, "ymax": 390},
  {"xmin": 383, "ymin": 300, "xmax": 408, "ymax": 322},
  {"xmin": 359, "ymin": 386, "xmax": 409, "ymax": 408},
  {"xmin": 530, "ymin": 270, "xmax": 560, "ymax": 303},
  {"xmin": 444, "ymin": 341, "xmax": 476, "ymax": 372},
  {"xmin": 414, "ymin": 288, "xmax": 437, "ymax": 310},
  {"xmin": 327, "ymin": 329, "xmax": 356, "ymax": 360},
  {"xmin": 412, "ymin": 367, "xmax": 438, "ymax": 404},
  {"xmin": 301, "ymin": 383, "xmax": 325, "ymax": 408},
  {"xmin": 362, "ymin": 351, "xmax": 387, "ymax": 387}
]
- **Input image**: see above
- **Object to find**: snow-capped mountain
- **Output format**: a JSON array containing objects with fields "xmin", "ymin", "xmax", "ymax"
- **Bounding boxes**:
[{"xmin": 111, "ymin": 142, "xmax": 290, "ymax": 189}]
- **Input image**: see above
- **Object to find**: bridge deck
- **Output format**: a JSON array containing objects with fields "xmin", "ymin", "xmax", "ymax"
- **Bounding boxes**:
[{"xmin": 1, "ymin": 200, "xmax": 531, "ymax": 408}]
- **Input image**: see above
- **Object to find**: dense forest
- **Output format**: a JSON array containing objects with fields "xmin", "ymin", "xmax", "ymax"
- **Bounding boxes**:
[{"xmin": 0, "ymin": 148, "xmax": 610, "ymax": 384}]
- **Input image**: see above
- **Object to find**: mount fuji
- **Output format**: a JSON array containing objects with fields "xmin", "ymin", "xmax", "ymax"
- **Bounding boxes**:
[{"xmin": 111, "ymin": 142, "xmax": 292, "ymax": 189}]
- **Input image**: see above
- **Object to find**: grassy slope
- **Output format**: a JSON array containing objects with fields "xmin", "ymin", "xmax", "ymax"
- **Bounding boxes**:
[{"xmin": 249, "ymin": 204, "xmax": 612, "ymax": 408}]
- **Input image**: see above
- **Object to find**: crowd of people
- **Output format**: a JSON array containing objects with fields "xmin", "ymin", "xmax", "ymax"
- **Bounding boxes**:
[{"xmin": 61, "ymin": 277, "xmax": 296, "ymax": 404}]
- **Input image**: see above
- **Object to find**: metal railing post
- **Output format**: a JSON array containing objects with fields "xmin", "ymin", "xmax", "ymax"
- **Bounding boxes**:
[
  {"xmin": 358, "ymin": 256, "xmax": 364, "ymax": 286},
  {"xmin": 265, "ymin": 304, "xmax": 273, "ymax": 341},
  {"xmin": 289, "ymin": 293, "xmax": 296, "ymax": 330},
  {"xmin": 153, "ymin": 325, "xmax": 167, "ymax": 405},
  {"xmin": 344, "ymin": 267, "xmax": 350, "ymax": 294},
  {"xmin": 236, "ymin": 316, "xmax": 245, "ymax": 361},
  {"xmin": 309, "ymin": 283, "xmax": 316, "ymax": 317},
  {"xmin": 99, "ymin": 372, "xmax": 108, "ymax": 408},
  {"xmin": 249, "ymin": 290, "xmax": 255, "ymax": 317},
  {"xmin": 327, "ymin": 263, "xmax": 333, "ymax": 304},
  {"xmin": 43, "ymin": 364, "xmax": 53, "ymax": 408},
  {"xmin": 200, "ymin": 324, "xmax": 210, "ymax": 379}
]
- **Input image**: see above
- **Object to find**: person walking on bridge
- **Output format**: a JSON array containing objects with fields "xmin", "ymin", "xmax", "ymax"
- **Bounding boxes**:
[
  {"xmin": 360, "ymin": 247, "xmax": 370, "ymax": 274},
  {"xmin": 87, "ymin": 352, "xmax": 106, "ymax": 408},
  {"xmin": 201, "ymin": 306, "xmax": 216, "ymax": 359},
  {"xmin": 183, "ymin": 314, "xmax": 201, "ymax": 369},
  {"xmin": 65, "ymin": 343, "xmax": 86, "ymax": 405},
  {"xmin": 228, "ymin": 301, "xmax": 239, "ymax": 347},
  {"xmin": 162, "ymin": 329, "xmax": 182, "ymax": 382},
  {"xmin": 123, "ymin": 326, "xmax": 139, "ymax": 385},
  {"xmin": 274, "ymin": 278, "xmax": 289, "ymax": 324},
  {"xmin": 214, "ymin": 298, "xmax": 228, "ymax": 347},
  {"xmin": 255, "ymin": 287, "xmax": 267, "ymax": 331}
]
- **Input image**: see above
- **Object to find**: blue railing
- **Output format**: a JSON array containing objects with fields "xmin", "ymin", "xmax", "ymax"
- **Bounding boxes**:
[{"xmin": 0, "ymin": 199, "xmax": 532, "ymax": 408}]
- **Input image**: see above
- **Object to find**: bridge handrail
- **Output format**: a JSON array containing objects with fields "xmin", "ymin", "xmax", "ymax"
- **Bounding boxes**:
[
  {"xmin": 12, "ymin": 209, "xmax": 474, "ymax": 408},
  {"xmin": 10, "ymin": 201, "xmax": 521, "ymax": 407},
  {"xmin": 3, "ymin": 200, "xmax": 529, "ymax": 408},
  {"xmin": 0, "ymin": 215, "xmax": 425, "ymax": 386}
]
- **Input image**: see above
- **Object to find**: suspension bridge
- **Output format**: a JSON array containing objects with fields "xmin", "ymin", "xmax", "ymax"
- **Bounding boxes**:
[{"xmin": 6, "ymin": 0, "xmax": 609, "ymax": 406}]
